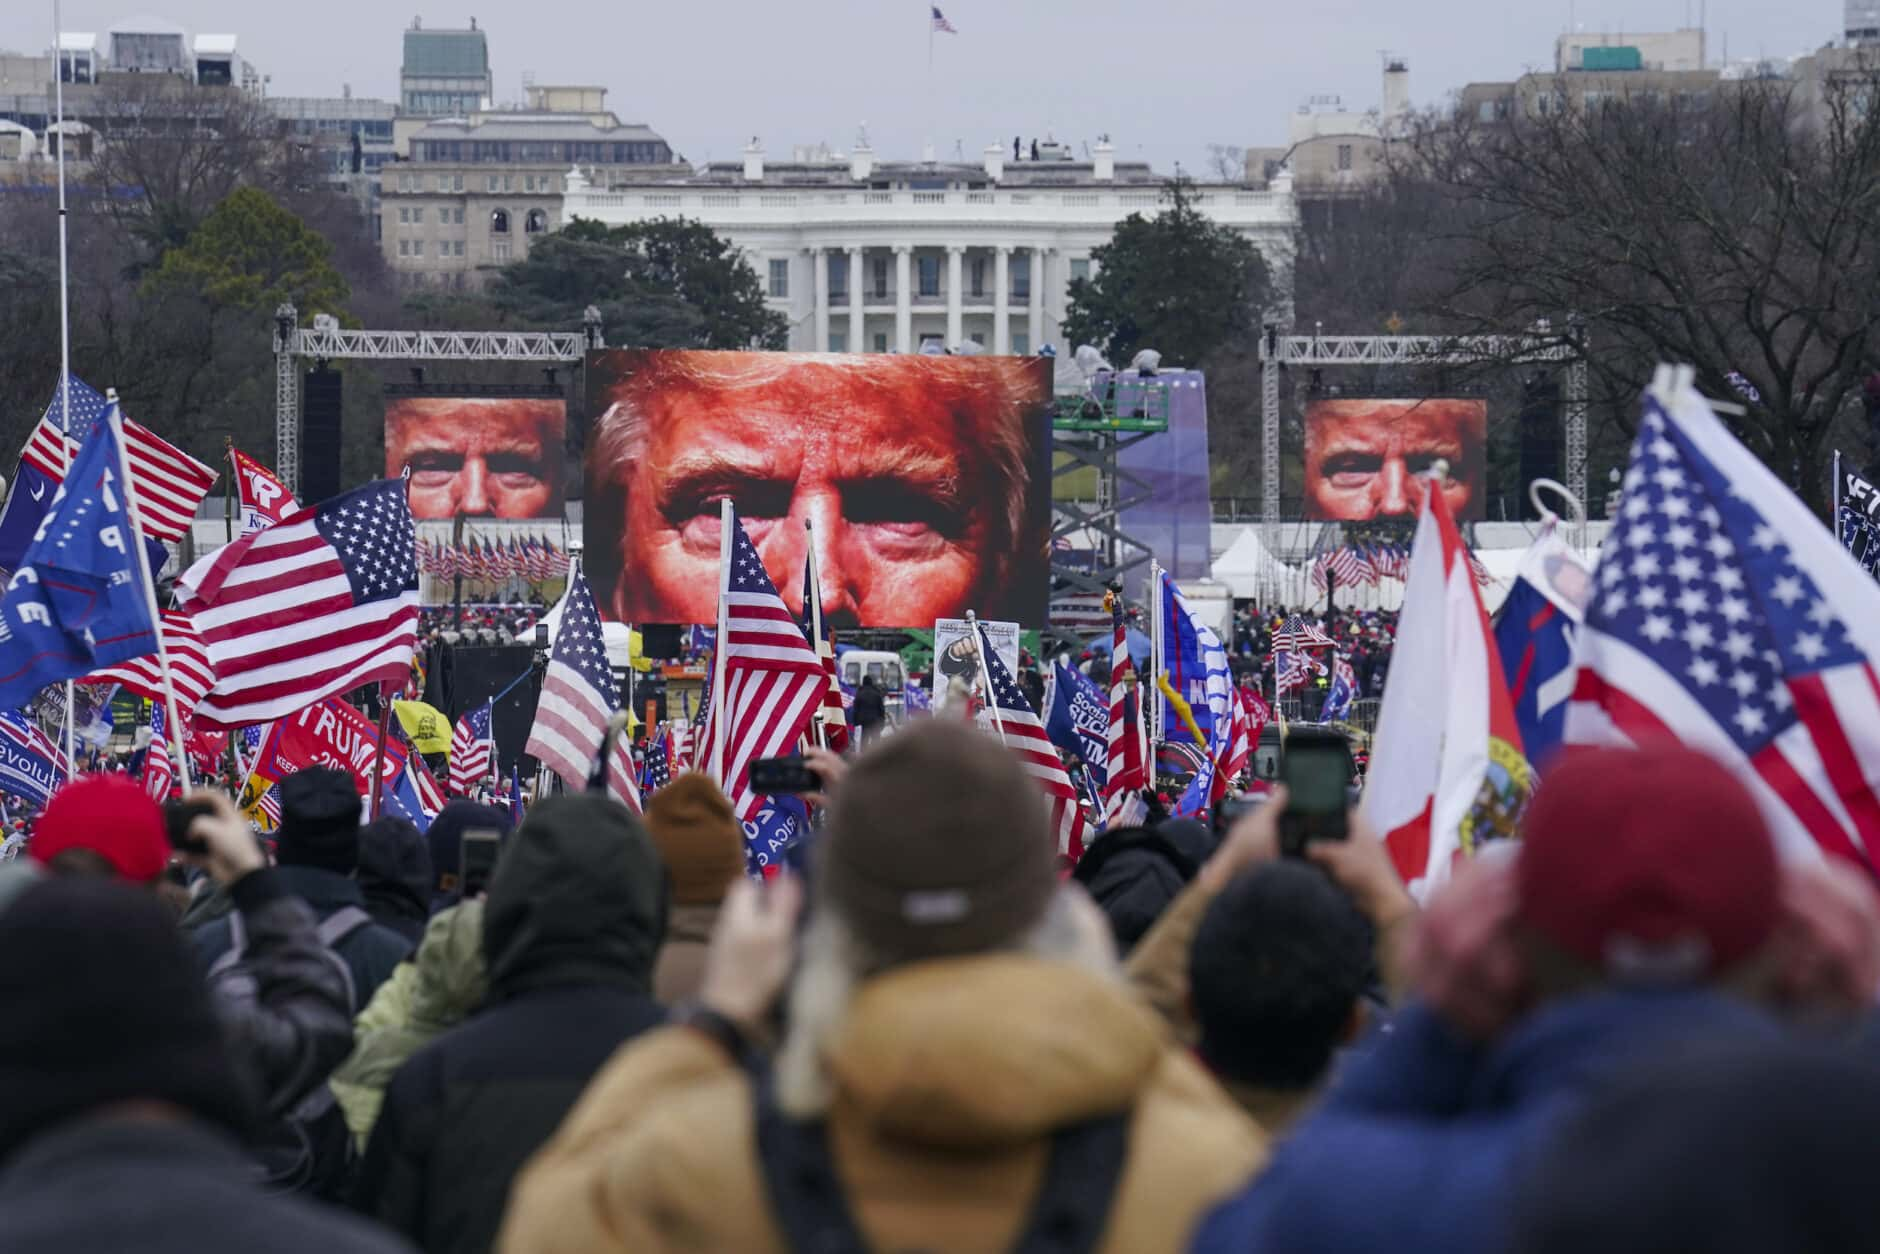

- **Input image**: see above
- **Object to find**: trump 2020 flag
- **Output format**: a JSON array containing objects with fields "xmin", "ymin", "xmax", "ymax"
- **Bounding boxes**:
[
  {"xmin": 1493, "ymin": 520, "xmax": 1593, "ymax": 767},
  {"xmin": 0, "ymin": 410, "xmax": 158, "ymax": 712},
  {"xmin": 1568, "ymin": 366, "xmax": 1880, "ymax": 876},
  {"xmin": 1364, "ymin": 479, "xmax": 1532, "ymax": 899},
  {"xmin": 1834, "ymin": 454, "xmax": 1880, "ymax": 581}
]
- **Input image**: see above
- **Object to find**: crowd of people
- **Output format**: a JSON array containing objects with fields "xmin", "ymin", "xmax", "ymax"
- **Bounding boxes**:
[{"xmin": 0, "ymin": 709, "xmax": 1876, "ymax": 1254}]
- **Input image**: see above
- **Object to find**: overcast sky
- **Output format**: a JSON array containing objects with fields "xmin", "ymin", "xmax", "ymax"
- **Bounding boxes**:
[{"xmin": 1, "ymin": 0, "xmax": 1840, "ymax": 172}]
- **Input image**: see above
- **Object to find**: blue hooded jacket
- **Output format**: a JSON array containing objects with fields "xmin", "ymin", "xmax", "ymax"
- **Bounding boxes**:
[{"xmin": 1190, "ymin": 988, "xmax": 1784, "ymax": 1254}]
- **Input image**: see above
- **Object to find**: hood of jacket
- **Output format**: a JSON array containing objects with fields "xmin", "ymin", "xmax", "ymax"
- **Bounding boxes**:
[
  {"xmin": 409, "ymin": 899, "xmax": 489, "ymax": 1031},
  {"xmin": 482, "ymin": 795, "xmax": 665, "ymax": 1001},
  {"xmin": 823, "ymin": 954, "xmax": 1165, "ymax": 1151}
]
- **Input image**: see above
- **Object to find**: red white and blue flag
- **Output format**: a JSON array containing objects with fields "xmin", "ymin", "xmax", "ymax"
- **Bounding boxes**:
[
  {"xmin": 524, "ymin": 567, "xmax": 640, "ymax": 813},
  {"xmin": 977, "ymin": 619, "xmax": 1090, "ymax": 858},
  {"xmin": 700, "ymin": 511, "xmax": 824, "ymax": 822},
  {"xmin": 931, "ymin": 5, "xmax": 958, "ymax": 33},
  {"xmin": 144, "ymin": 702, "xmax": 174, "ymax": 802},
  {"xmin": 1567, "ymin": 368, "xmax": 1880, "ymax": 878},
  {"xmin": 448, "ymin": 700, "xmax": 494, "ymax": 797},
  {"xmin": 1103, "ymin": 591, "xmax": 1148, "ymax": 827}
]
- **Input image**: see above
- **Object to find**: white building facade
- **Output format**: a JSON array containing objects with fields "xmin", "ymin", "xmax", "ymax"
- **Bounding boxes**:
[{"xmin": 559, "ymin": 141, "xmax": 1296, "ymax": 355}]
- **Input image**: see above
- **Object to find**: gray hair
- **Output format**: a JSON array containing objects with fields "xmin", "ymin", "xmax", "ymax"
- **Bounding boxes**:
[{"xmin": 771, "ymin": 884, "xmax": 1119, "ymax": 1118}]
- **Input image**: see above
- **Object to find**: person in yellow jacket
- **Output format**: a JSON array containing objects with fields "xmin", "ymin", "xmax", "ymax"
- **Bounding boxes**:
[{"xmin": 498, "ymin": 720, "xmax": 1265, "ymax": 1254}]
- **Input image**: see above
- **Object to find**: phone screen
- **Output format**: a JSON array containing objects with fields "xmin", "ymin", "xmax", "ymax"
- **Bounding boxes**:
[
  {"xmin": 460, "ymin": 829, "xmax": 503, "ymax": 896},
  {"xmin": 1286, "ymin": 746, "xmax": 1351, "ymax": 814}
]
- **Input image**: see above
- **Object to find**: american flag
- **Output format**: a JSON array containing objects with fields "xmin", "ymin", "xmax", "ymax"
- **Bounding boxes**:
[
  {"xmin": 1352, "ymin": 545, "xmax": 1380, "ymax": 586},
  {"xmin": 24, "ymin": 388, "xmax": 216, "ymax": 542},
  {"xmin": 83, "ymin": 610, "xmax": 216, "ymax": 718},
  {"xmin": 700, "ymin": 511, "xmax": 824, "ymax": 821},
  {"xmin": 1275, "ymin": 649, "xmax": 1326, "ymax": 696},
  {"xmin": 1102, "ymin": 591, "xmax": 1148, "ymax": 827},
  {"xmin": 448, "ymin": 700, "xmax": 494, "ymax": 796},
  {"xmin": 977, "ymin": 620, "xmax": 1089, "ymax": 858},
  {"xmin": 1567, "ymin": 375, "xmax": 1880, "ymax": 877},
  {"xmin": 524, "ymin": 567, "xmax": 641, "ymax": 813},
  {"xmin": 255, "ymin": 784, "xmax": 282, "ymax": 830},
  {"xmin": 1212, "ymin": 684, "xmax": 1254, "ymax": 800},
  {"xmin": 1272, "ymin": 614, "xmax": 1336, "ymax": 652},
  {"xmin": 407, "ymin": 745, "xmax": 447, "ymax": 815},
  {"xmin": 180, "ymin": 478, "xmax": 419, "ymax": 730},
  {"xmin": 801, "ymin": 554, "xmax": 850, "ymax": 752},
  {"xmin": 642, "ymin": 737, "xmax": 671, "ymax": 793},
  {"xmin": 931, "ymin": 5, "xmax": 958, "ymax": 33},
  {"xmin": 144, "ymin": 703, "xmax": 174, "ymax": 801},
  {"xmin": 1330, "ymin": 546, "xmax": 1362, "ymax": 586}
]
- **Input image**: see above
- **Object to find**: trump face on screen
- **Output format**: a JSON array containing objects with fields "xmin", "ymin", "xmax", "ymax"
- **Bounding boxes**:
[{"xmin": 584, "ymin": 351, "xmax": 1051, "ymax": 628}]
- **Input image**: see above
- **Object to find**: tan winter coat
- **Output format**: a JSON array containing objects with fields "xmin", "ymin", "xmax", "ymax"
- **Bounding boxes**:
[{"xmin": 498, "ymin": 954, "xmax": 1265, "ymax": 1254}]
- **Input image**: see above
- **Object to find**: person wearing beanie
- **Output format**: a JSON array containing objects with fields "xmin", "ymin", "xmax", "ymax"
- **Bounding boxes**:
[
  {"xmin": 355, "ymin": 794, "xmax": 666, "ymax": 1254},
  {"xmin": 643, "ymin": 771, "xmax": 745, "ymax": 1002},
  {"xmin": 355, "ymin": 817, "xmax": 435, "ymax": 946},
  {"xmin": 28, "ymin": 772, "xmax": 170, "ymax": 883},
  {"xmin": 500, "ymin": 719, "xmax": 1264, "ymax": 1254},
  {"xmin": 1192, "ymin": 742, "xmax": 1880, "ymax": 1254},
  {"xmin": 0, "ymin": 877, "xmax": 413, "ymax": 1254},
  {"xmin": 423, "ymin": 799, "xmax": 513, "ymax": 912},
  {"xmin": 193, "ymin": 767, "xmax": 414, "ymax": 1010}
]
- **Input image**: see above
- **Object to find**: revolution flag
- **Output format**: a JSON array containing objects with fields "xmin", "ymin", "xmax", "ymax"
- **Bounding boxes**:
[
  {"xmin": 181, "ymin": 478, "xmax": 419, "ymax": 730},
  {"xmin": 0, "ymin": 711, "xmax": 66, "ymax": 804}
]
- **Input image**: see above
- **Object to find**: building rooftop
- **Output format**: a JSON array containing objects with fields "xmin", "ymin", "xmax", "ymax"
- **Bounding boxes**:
[
  {"xmin": 682, "ymin": 156, "xmax": 1165, "ymax": 188},
  {"xmin": 410, "ymin": 113, "xmax": 665, "ymax": 143},
  {"xmin": 192, "ymin": 34, "xmax": 237, "ymax": 55},
  {"xmin": 401, "ymin": 27, "xmax": 489, "ymax": 77}
]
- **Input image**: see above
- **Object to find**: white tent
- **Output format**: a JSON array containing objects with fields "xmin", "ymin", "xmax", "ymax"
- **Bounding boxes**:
[{"xmin": 1209, "ymin": 526, "xmax": 1292, "ymax": 599}]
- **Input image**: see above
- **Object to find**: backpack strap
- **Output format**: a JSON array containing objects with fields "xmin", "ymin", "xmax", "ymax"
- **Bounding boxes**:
[
  {"xmin": 317, "ymin": 905, "xmax": 374, "ymax": 949},
  {"xmin": 752, "ymin": 1069, "xmax": 1133, "ymax": 1254},
  {"xmin": 207, "ymin": 912, "xmax": 250, "ymax": 978}
]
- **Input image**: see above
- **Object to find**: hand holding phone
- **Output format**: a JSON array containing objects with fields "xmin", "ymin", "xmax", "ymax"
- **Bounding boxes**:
[
  {"xmin": 748, "ymin": 757, "xmax": 823, "ymax": 796},
  {"xmin": 460, "ymin": 828, "xmax": 503, "ymax": 898},
  {"xmin": 1278, "ymin": 728, "xmax": 1355, "ymax": 858}
]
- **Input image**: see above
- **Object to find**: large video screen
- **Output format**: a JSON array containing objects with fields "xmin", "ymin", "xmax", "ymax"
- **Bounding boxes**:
[
  {"xmin": 384, "ymin": 396, "xmax": 567, "ymax": 520},
  {"xmin": 584, "ymin": 350, "xmax": 1054, "ymax": 628},
  {"xmin": 1303, "ymin": 397, "xmax": 1488, "ymax": 522}
]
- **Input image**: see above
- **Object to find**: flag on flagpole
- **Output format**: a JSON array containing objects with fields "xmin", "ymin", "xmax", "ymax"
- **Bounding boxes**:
[
  {"xmin": 641, "ymin": 736, "xmax": 670, "ymax": 794},
  {"xmin": 1102, "ymin": 590, "xmax": 1148, "ymax": 827},
  {"xmin": 0, "ymin": 377, "xmax": 113, "ymax": 571},
  {"xmin": 1364, "ymin": 473, "xmax": 1531, "ymax": 899},
  {"xmin": 179, "ymin": 478, "xmax": 419, "ymax": 730},
  {"xmin": 800, "ymin": 548, "xmax": 850, "ymax": 752},
  {"xmin": 0, "ymin": 711, "xmax": 66, "ymax": 805},
  {"xmin": 931, "ymin": 5, "xmax": 958, "ymax": 33},
  {"xmin": 698, "ymin": 509, "xmax": 825, "ymax": 821},
  {"xmin": 1272, "ymin": 614, "xmax": 1337, "ymax": 651},
  {"xmin": 1567, "ymin": 367, "xmax": 1880, "ymax": 878},
  {"xmin": 231, "ymin": 446, "xmax": 299, "ymax": 535},
  {"xmin": 1492, "ymin": 518, "xmax": 1591, "ymax": 766},
  {"xmin": 524, "ymin": 566, "xmax": 641, "ymax": 812},
  {"xmin": 23, "ymin": 399, "xmax": 216, "ymax": 542},
  {"xmin": 144, "ymin": 703, "xmax": 174, "ymax": 801},
  {"xmin": 448, "ymin": 700, "xmax": 495, "ymax": 796},
  {"xmin": 1323, "ymin": 654, "xmax": 1359, "ymax": 722},
  {"xmin": 0, "ymin": 409, "xmax": 161, "ymax": 711},
  {"xmin": 1162, "ymin": 572, "xmax": 1234, "ymax": 818},
  {"xmin": 976, "ymin": 619, "xmax": 1089, "ymax": 859}
]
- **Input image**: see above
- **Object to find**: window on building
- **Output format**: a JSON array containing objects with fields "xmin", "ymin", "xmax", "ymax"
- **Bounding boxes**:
[
  {"xmin": 452, "ymin": 207, "xmax": 465, "ymax": 225},
  {"xmin": 872, "ymin": 256, "xmax": 889, "ymax": 299},
  {"xmin": 829, "ymin": 253, "xmax": 848, "ymax": 299},
  {"xmin": 1012, "ymin": 331, "xmax": 1030, "ymax": 355},
  {"xmin": 453, "ymin": 240, "xmax": 465, "ymax": 257},
  {"xmin": 918, "ymin": 255, "xmax": 940, "ymax": 297},
  {"xmin": 970, "ymin": 332, "xmax": 986, "ymax": 346},
  {"xmin": 1069, "ymin": 258, "xmax": 1091, "ymax": 284},
  {"xmin": 525, "ymin": 209, "xmax": 548, "ymax": 234},
  {"xmin": 450, "ymin": 174, "xmax": 464, "ymax": 192},
  {"xmin": 492, "ymin": 240, "xmax": 512, "ymax": 262},
  {"xmin": 413, "ymin": 207, "xmax": 425, "ymax": 225},
  {"xmin": 970, "ymin": 257, "xmax": 986, "ymax": 297},
  {"xmin": 1336, "ymin": 144, "xmax": 1353, "ymax": 171},
  {"xmin": 486, "ymin": 174, "xmax": 500, "ymax": 192},
  {"xmin": 397, "ymin": 239, "xmax": 410, "ymax": 256},
  {"xmin": 523, "ymin": 174, "xmax": 537, "ymax": 193},
  {"xmin": 491, "ymin": 209, "xmax": 511, "ymax": 234},
  {"xmin": 768, "ymin": 258, "xmax": 790, "ymax": 299},
  {"xmin": 873, "ymin": 332, "xmax": 889, "ymax": 353},
  {"xmin": 829, "ymin": 329, "xmax": 848, "ymax": 353},
  {"xmin": 397, "ymin": 207, "xmax": 410, "ymax": 224},
  {"xmin": 1012, "ymin": 259, "xmax": 1031, "ymax": 300}
]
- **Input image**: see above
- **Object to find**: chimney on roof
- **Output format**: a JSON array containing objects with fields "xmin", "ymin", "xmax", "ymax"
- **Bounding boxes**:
[
  {"xmin": 1093, "ymin": 138, "xmax": 1115, "ymax": 181},
  {"xmin": 744, "ymin": 137, "xmax": 764, "ymax": 182},
  {"xmin": 983, "ymin": 141, "xmax": 1004, "ymax": 181},
  {"xmin": 850, "ymin": 139, "xmax": 873, "ymax": 181},
  {"xmin": 1382, "ymin": 57, "xmax": 1410, "ymax": 117}
]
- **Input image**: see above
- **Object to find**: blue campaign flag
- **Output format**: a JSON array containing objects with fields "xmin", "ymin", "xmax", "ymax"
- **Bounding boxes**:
[
  {"xmin": 0, "ymin": 711, "xmax": 62, "ymax": 805},
  {"xmin": 0, "ymin": 412, "xmax": 157, "ymax": 711},
  {"xmin": 1492, "ymin": 527, "xmax": 1590, "ymax": 768},
  {"xmin": 1161, "ymin": 573, "xmax": 1233, "ymax": 817},
  {"xmin": 743, "ymin": 789, "xmax": 811, "ymax": 873},
  {"xmin": 0, "ymin": 463, "xmax": 60, "ymax": 575},
  {"xmin": 381, "ymin": 765, "xmax": 435, "ymax": 833},
  {"xmin": 1045, "ymin": 660, "xmax": 1110, "ymax": 788},
  {"xmin": 509, "ymin": 765, "xmax": 524, "ymax": 824}
]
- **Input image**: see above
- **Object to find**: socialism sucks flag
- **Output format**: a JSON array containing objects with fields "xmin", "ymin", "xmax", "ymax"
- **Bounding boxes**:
[{"xmin": 1363, "ymin": 484, "xmax": 1532, "ymax": 899}]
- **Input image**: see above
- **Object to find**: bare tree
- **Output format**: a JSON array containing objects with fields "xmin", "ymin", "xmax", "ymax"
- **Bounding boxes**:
[
  {"xmin": 1205, "ymin": 143, "xmax": 1248, "ymax": 183},
  {"xmin": 1406, "ymin": 66, "xmax": 1880, "ymax": 508}
]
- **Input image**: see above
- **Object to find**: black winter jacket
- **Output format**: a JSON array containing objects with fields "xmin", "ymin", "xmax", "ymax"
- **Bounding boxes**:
[
  {"xmin": 195, "ymin": 865, "xmax": 414, "ymax": 1011},
  {"xmin": 353, "ymin": 795, "xmax": 667, "ymax": 1254}
]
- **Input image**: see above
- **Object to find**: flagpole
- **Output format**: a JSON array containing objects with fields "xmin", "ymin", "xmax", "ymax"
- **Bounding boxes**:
[
  {"xmin": 107, "ymin": 402, "xmax": 191, "ymax": 791},
  {"xmin": 805, "ymin": 518, "xmax": 827, "ymax": 750},
  {"xmin": 52, "ymin": 0, "xmax": 78, "ymax": 782},
  {"xmin": 710, "ymin": 498, "xmax": 732, "ymax": 785},
  {"xmin": 1833, "ymin": 448, "xmax": 1842, "ymax": 528},
  {"xmin": 969, "ymin": 612, "xmax": 1007, "ymax": 745},
  {"xmin": 1148, "ymin": 560, "xmax": 1163, "ymax": 746}
]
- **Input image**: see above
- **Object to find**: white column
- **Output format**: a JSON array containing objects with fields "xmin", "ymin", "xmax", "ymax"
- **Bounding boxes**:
[
  {"xmin": 1027, "ymin": 247, "xmax": 1045, "ymax": 352},
  {"xmin": 893, "ymin": 243, "xmax": 913, "ymax": 353},
  {"xmin": 945, "ymin": 244, "xmax": 965, "ymax": 349},
  {"xmin": 847, "ymin": 246, "xmax": 864, "ymax": 353},
  {"xmin": 812, "ymin": 247, "xmax": 830, "ymax": 352},
  {"xmin": 993, "ymin": 245, "xmax": 1012, "ymax": 354}
]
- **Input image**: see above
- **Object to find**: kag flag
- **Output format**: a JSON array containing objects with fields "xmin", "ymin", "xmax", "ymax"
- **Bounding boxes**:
[
  {"xmin": 0, "ymin": 410, "xmax": 158, "ymax": 712},
  {"xmin": 1045, "ymin": 659, "xmax": 1110, "ymax": 788}
]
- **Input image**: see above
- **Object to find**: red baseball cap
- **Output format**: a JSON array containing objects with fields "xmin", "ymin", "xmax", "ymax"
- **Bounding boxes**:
[
  {"xmin": 1518, "ymin": 742, "xmax": 1778, "ymax": 982},
  {"xmin": 29, "ymin": 775, "xmax": 169, "ymax": 883}
]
